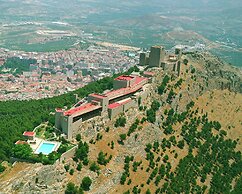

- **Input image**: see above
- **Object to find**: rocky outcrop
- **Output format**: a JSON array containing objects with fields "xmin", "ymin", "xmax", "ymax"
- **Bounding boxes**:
[
  {"xmin": 189, "ymin": 52, "xmax": 242, "ymax": 93},
  {"xmin": 0, "ymin": 163, "xmax": 67, "ymax": 194}
]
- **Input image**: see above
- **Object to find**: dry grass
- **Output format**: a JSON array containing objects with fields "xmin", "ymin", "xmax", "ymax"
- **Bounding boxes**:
[{"xmin": 194, "ymin": 89, "xmax": 242, "ymax": 151}]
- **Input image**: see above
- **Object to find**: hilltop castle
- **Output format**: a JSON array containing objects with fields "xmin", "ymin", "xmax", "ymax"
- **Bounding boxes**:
[
  {"xmin": 55, "ymin": 74, "xmax": 151, "ymax": 139},
  {"xmin": 55, "ymin": 45, "xmax": 182, "ymax": 140},
  {"xmin": 139, "ymin": 45, "xmax": 182, "ymax": 76}
]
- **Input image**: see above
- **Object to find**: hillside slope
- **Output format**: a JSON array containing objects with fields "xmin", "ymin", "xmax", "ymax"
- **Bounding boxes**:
[{"xmin": 0, "ymin": 52, "xmax": 241, "ymax": 194}]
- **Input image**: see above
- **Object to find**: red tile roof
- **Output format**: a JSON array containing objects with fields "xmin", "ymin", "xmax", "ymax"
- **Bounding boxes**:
[
  {"xmin": 15, "ymin": 140, "xmax": 28, "ymax": 145},
  {"xmin": 64, "ymin": 103, "xmax": 101, "ymax": 116},
  {"xmin": 144, "ymin": 71, "xmax": 155, "ymax": 76},
  {"xmin": 62, "ymin": 75, "xmax": 148, "ymax": 115},
  {"xmin": 108, "ymin": 102, "xmax": 121, "ymax": 109},
  {"xmin": 89, "ymin": 93, "xmax": 107, "ymax": 99},
  {"xmin": 23, "ymin": 131, "xmax": 35, "ymax": 137},
  {"xmin": 108, "ymin": 98, "xmax": 132, "ymax": 109},
  {"xmin": 119, "ymin": 98, "xmax": 132, "ymax": 105},
  {"xmin": 134, "ymin": 77, "xmax": 147, "ymax": 85},
  {"xmin": 55, "ymin": 108, "xmax": 63, "ymax": 112},
  {"xmin": 115, "ymin": 75, "xmax": 134, "ymax": 81},
  {"xmin": 105, "ymin": 87, "xmax": 127, "ymax": 97},
  {"xmin": 105, "ymin": 77, "xmax": 148, "ymax": 100}
]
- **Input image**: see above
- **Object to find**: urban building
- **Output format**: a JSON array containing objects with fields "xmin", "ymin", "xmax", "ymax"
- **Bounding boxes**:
[{"xmin": 0, "ymin": 45, "xmax": 138, "ymax": 101}]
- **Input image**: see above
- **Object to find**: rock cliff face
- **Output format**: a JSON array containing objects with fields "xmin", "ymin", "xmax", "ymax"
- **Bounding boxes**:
[
  {"xmin": 0, "ymin": 51, "xmax": 241, "ymax": 194},
  {"xmin": 188, "ymin": 52, "xmax": 242, "ymax": 93},
  {"xmin": 0, "ymin": 163, "xmax": 67, "ymax": 193}
]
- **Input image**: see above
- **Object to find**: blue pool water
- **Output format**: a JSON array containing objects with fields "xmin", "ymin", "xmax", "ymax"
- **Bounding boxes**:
[{"xmin": 36, "ymin": 142, "xmax": 55, "ymax": 155}]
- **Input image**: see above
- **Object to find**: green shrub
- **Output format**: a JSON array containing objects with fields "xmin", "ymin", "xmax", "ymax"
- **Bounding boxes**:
[
  {"xmin": 81, "ymin": 177, "xmax": 92, "ymax": 191},
  {"xmin": 76, "ymin": 134, "xmax": 82, "ymax": 141},
  {"xmin": 69, "ymin": 168, "xmax": 74, "ymax": 175},
  {"xmin": 65, "ymin": 182, "xmax": 79, "ymax": 194},
  {"xmin": 90, "ymin": 162, "xmax": 100, "ymax": 173},
  {"xmin": 0, "ymin": 163, "xmax": 6, "ymax": 173},
  {"xmin": 76, "ymin": 162, "xmax": 82, "ymax": 171},
  {"xmin": 115, "ymin": 116, "xmax": 127, "ymax": 127},
  {"xmin": 64, "ymin": 164, "xmax": 70, "ymax": 172}
]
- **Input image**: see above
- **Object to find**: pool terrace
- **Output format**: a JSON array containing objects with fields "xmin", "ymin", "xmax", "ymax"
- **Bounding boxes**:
[{"xmin": 33, "ymin": 140, "xmax": 60, "ymax": 155}]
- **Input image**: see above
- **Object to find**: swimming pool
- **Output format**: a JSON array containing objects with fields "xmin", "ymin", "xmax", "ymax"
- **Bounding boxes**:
[{"xmin": 35, "ymin": 142, "xmax": 56, "ymax": 155}]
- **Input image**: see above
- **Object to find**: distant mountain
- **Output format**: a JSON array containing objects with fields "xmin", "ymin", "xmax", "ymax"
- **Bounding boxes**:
[{"xmin": 0, "ymin": 0, "xmax": 241, "ymax": 66}]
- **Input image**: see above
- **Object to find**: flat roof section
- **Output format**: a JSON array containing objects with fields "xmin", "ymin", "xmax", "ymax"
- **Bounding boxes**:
[{"xmin": 64, "ymin": 103, "xmax": 101, "ymax": 116}]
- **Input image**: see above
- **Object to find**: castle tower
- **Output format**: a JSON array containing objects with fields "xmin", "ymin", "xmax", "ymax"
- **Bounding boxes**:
[
  {"xmin": 173, "ymin": 63, "xmax": 176, "ymax": 72},
  {"xmin": 139, "ymin": 53, "xmax": 149, "ymax": 66},
  {"xmin": 149, "ymin": 46, "xmax": 165, "ymax": 67},
  {"xmin": 177, "ymin": 61, "xmax": 181, "ymax": 76},
  {"xmin": 175, "ymin": 46, "xmax": 182, "ymax": 60},
  {"xmin": 55, "ymin": 108, "xmax": 63, "ymax": 130}
]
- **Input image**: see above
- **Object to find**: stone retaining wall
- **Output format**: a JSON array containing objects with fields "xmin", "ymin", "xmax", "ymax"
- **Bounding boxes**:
[{"xmin": 57, "ymin": 145, "xmax": 78, "ymax": 163}]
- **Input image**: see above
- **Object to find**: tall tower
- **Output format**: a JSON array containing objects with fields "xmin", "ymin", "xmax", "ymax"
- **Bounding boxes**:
[
  {"xmin": 175, "ymin": 48, "xmax": 182, "ymax": 60},
  {"xmin": 177, "ymin": 61, "xmax": 181, "ymax": 76},
  {"xmin": 149, "ymin": 46, "xmax": 165, "ymax": 67},
  {"xmin": 139, "ymin": 53, "xmax": 148, "ymax": 66}
]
